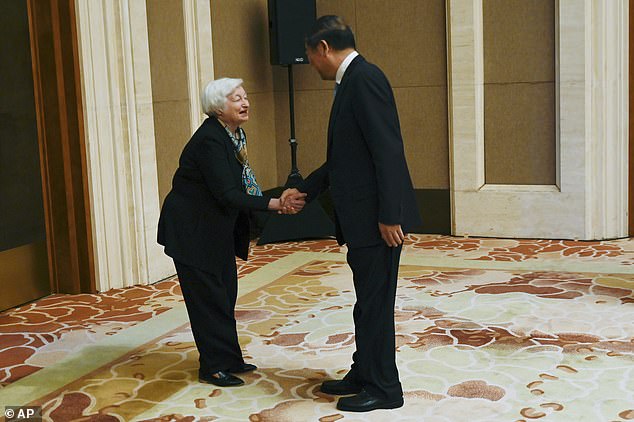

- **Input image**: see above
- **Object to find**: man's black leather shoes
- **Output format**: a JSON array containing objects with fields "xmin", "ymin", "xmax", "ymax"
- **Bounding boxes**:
[
  {"xmin": 319, "ymin": 379, "xmax": 363, "ymax": 395},
  {"xmin": 336, "ymin": 389, "xmax": 404, "ymax": 412},
  {"xmin": 199, "ymin": 370, "xmax": 244, "ymax": 387},
  {"xmin": 227, "ymin": 363, "xmax": 257, "ymax": 374}
]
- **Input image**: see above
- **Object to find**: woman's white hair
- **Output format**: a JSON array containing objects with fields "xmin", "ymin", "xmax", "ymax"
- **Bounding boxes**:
[{"xmin": 201, "ymin": 77, "xmax": 244, "ymax": 117}]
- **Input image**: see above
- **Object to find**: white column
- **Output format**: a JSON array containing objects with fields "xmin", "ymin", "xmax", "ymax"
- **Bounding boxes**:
[
  {"xmin": 74, "ymin": 0, "xmax": 173, "ymax": 290},
  {"xmin": 584, "ymin": 0, "xmax": 629, "ymax": 238},
  {"xmin": 183, "ymin": 0, "xmax": 215, "ymax": 134}
]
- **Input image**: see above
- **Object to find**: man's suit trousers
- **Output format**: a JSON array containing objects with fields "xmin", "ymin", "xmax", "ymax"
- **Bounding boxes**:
[{"xmin": 345, "ymin": 243, "xmax": 403, "ymax": 400}]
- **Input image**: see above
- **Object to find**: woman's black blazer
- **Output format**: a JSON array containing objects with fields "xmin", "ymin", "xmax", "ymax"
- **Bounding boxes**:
[{"xmin": 158, "ymin": 117, "xmax": 269, "ymax": 273}]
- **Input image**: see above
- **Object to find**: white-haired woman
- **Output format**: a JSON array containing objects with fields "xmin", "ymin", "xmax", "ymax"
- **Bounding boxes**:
[{"xmin": 158, "ymin": 78, "xmax": 305, "ymax": 387}]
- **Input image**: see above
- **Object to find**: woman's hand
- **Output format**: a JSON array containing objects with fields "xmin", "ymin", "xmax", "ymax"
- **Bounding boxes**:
[
  {"xmin": 268, "ymin": 189, "xmax": 307, "ymax": 214},
  {"xmin": 268, "ymin": 198, "xmax": 282, "ymax": 211},
  {"xmin": 280, "ymin": 189, "xmax": 307, "ymax": 214},
  {"xmin": 268, "ymin": 197, "xmax": 300, "ymax": 214}
]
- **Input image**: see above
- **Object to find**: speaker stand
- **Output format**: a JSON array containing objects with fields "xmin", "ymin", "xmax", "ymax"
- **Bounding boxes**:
[{"xmin": 257, "ymin": 65, "xmax": 335, "ymax": 245}]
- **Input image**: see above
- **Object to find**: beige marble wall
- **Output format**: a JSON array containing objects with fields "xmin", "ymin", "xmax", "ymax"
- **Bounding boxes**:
[
  {"xmin": 207, "ymin": 0, "xmax": 448, "ymax": 189},
  {"xmin": 147, "ymin": 0, "xmax": 192, "ymax": 203},
  {"xmin": 483, "ymin": 0, "xmax": 556, "ymax": 185},
  {"xmin": 74, "ymin": 0, "xmax": 629, "ymax": 294},
  {"xmin": 149, "ymin": 0, "xmax": 276, "ymax": 194},
  {"xmin": 273, "ymin": 0, "xmax": 449, "ymax": 189},
  {"xmin": 210, "ymin": 0, "xmax": 278, "ymax": 189}
]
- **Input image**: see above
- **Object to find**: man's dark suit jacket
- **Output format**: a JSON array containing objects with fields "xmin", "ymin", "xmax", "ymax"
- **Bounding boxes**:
[
  {"xmin": 300, "ymin": 55, "xmax": 421, "ymax": 248},
  {"xmin": 158, "ymin": 117, "xmax": 269, "ymax": 273}
]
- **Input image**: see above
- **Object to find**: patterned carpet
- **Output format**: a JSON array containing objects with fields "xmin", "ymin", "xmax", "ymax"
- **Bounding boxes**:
[{"xmin": 1, "ymin": 235, "xmax": 633, "ymax": 421}]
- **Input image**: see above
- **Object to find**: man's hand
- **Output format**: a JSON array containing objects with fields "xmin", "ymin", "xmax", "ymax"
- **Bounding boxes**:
[
  {"xmin": 279, "ymin": 188, "xmax": 307, "ymax": 214},
  {"xmin": 379, "ymin": 223, "xmax": 404, "ymax": 247}
]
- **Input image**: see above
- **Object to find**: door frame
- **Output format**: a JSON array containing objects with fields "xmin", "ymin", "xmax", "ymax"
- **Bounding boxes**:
[
  {"xmin": 27, "ymin": 0, "xmax": 95, "ymax": 294},
  {"xmin": 447, "ymin": 0, "xmax": 629, "ymax": 240}
]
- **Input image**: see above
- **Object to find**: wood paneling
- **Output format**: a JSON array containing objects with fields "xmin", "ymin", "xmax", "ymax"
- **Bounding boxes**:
[
  {"xmin": 0, "ymin": 0, "xmax": 51, "ymax": 310},
  {"xmin": 27, "ymin": 0, "xmax": 94, "ymax": 294},
  {"xmin": 0, "ymin": 242, "xmax": 49, "ymax": 311}
]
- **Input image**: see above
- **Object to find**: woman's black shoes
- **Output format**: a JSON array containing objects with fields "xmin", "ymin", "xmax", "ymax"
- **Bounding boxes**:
[
  {"xmin": 199, "ymin": 370, "xmax": 244, "ymax": 387},
  {"xmin": 197, "ymin": 363, "xmax": 257, "ymax": 386},
  {"xmin": 227, "ymin": 363, "xmax": 257, "ymax": 374}
]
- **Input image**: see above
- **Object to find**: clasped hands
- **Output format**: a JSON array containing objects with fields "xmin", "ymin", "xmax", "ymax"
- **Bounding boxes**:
[{"xmin": 271, "ymin": 188, "xmax": 307, "ymax": 215}]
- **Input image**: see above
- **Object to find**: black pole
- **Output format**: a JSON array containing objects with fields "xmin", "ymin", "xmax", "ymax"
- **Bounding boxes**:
[
  {"xmin": 285, "ymin": 64, "xmax": 303, "ymax": 187},
  {"xmin": 257, "ymin": 43, "xmax": 335, "ymax": 245},
  {"xmin": 288, "ymin": 64, "xmax": 296, "ymax": 139}
]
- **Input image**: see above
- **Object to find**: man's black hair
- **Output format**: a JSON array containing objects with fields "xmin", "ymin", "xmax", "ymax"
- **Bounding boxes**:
[{"xmin": 305, "ymin": 15, "xmax": 356, "ymax": 50}]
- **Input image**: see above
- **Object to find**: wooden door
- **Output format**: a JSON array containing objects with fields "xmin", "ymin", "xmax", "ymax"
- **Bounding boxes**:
[
  {"xmin": 0, "ymin": 0, "xmax": 95, "ymax": 311},
  {"xmin": 0, "ymin": 0, "xmax": 50, "ymax": 311}
]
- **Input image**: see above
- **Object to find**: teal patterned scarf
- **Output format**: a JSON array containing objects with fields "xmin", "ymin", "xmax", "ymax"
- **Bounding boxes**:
[{"xmin": 224, "ymin": 126, "xmax": 262, "ymax": 196}]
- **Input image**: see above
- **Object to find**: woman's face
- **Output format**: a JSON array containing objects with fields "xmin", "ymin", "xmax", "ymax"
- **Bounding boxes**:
[{"xmin": 218, "ymin": 86, "xmax": 249, "ymax": 129}]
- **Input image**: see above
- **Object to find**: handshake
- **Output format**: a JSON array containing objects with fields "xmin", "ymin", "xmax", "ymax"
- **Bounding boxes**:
[{"xmin": 270, "ymin": 188, "xmax": 307, "ymax": 215}]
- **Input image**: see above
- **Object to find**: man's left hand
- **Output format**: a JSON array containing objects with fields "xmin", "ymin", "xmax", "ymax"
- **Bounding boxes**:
[{"xmin": 379, "ymin": 223, "xmax": 404, "ymax": 247}]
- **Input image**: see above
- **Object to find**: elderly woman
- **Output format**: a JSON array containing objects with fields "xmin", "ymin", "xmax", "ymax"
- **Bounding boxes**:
[{"xmin": 158, "ymin": 78, "xmax": 304, "ymax": 387}]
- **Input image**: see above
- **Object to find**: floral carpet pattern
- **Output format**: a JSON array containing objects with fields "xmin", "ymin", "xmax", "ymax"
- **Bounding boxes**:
[{"xmin": 0, "ymin": 235, "xmax": 633, "ymax": 421}]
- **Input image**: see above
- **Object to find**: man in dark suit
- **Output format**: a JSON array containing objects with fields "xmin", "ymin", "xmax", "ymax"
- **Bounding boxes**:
[{"xmin": 282, "ymin": 15, "xmax": 422, "ymax": 412}]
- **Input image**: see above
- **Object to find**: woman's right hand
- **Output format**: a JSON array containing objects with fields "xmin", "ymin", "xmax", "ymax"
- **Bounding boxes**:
[
  {"xmin": 280, "ymin": 189, "xmax": 307, "ymax": 214},
  {"xmin": 268, "ymin": 189, "xmax": 307, "ymax": 214},
  {"xmin": 268, "ymin": 198, "xmax": 297, "ymax": 214}
]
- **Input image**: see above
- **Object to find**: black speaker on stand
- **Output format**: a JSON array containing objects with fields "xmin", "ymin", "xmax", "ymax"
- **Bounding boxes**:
[{"xmin": 257, "ymin": 0, "xmax": 334, "ymax": 245}]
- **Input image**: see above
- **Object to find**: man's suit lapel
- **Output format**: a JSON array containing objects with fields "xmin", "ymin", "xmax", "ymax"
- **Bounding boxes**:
[{"xmin": 327, "ymin": 55, "xmax": 365, "ymax": 155}]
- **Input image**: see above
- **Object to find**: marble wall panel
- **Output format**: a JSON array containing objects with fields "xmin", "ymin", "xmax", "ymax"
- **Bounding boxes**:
[
  {"xmin": 356, "ymin": 0, "xmax": 447, "ymax": 88},
  {"xmin": 483, "ymin": 0, "xmax": 555, "ymax": 83},
  {"xmin": 483, "ymin": 0, "xmax": 556, "ymax": 185},
  {"xmin": 152, "ymin": 100, "xmax": 191, "ymax": 203},
  {"xmin": 211, "ymin": 0, "xmax": 273, "ymax": 93},
  {"xmin": 211, "ymin": 0, "xmax": 278, "ymax": 188},
  {"xmin": 395, "ymin": 86, "xmax": 449, "ymax": 189},
  {"xmin": 484, "ymin": 83, "xmax": 556, "ymax": 185},
  {"xmin": 273, "ymin": 0, "xmax": 449, "ymax": 188}
]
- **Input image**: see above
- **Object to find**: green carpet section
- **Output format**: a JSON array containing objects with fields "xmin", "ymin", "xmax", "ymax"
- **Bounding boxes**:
[{"xmin": 1, "ymin": 304, "xmax": 189, "ymax": 406}]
